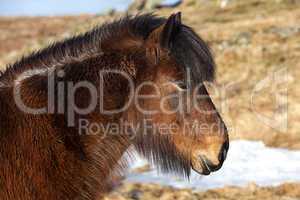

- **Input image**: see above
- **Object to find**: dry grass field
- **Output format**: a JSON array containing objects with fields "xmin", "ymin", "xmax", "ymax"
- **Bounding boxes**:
[{"xmin": 104, "ymin": 182, "xmax": 300, "ymax": 200}]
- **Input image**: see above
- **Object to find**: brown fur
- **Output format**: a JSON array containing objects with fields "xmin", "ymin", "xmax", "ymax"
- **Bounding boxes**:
[{"xmin": 0, "ymin": 13, "xmax": 229, "ymax": 199}]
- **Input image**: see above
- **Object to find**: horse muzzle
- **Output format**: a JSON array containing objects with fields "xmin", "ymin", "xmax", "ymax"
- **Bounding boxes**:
[{"xmin": 191, "ymin": 140, "xmax": 229, "ymax": 175}]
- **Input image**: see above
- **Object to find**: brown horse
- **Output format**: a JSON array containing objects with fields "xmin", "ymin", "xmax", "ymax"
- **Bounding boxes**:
[{"xmin": 0, "ymin": 13, "xmax": 229, "ymax": 199}]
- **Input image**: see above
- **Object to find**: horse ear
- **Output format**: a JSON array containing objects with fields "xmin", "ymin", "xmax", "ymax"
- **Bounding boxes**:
[
  {"xmin": 146, "ymin": 12, "xmax": 182, "ymax": 49},
  {"xmin": 160, "ymin": 12, "xmax": 182, "ymax": 48}
]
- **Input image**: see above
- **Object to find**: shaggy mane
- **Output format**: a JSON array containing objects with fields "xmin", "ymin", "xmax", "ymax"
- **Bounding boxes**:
[{"xmin": 0, "ymin": 14, "xmax": 215, "ymax": 86}]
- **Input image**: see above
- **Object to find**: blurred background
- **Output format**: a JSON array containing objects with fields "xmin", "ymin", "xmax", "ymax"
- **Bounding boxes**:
[{"xmin": 0, "ymin": 0, "xmax": 300, "ymax": 199}]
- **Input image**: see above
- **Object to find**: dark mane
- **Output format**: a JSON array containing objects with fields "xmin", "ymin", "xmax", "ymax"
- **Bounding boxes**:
[{"xmin": 0, "ymin": 13, "xmax": 215, "ymax": 86}]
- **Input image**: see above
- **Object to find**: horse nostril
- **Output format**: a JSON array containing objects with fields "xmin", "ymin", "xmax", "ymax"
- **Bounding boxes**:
[
  {"xmin": 219, "ymin": 148, "xmax": 226, "ymax": 162},
  {"xmin": 218, "ymin": 141, "xmax": 229, "ymax": 162}
]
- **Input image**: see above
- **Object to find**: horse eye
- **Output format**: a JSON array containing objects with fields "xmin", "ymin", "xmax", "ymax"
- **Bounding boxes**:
[{"xmin": 174, "ymin": 81, "xmax": 188, "ymax": 90}]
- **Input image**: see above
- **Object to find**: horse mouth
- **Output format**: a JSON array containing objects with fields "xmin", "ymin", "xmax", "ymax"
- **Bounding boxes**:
[{"xmin": 191, "ymin": 156, "xmax": 212, "ymax": 176}]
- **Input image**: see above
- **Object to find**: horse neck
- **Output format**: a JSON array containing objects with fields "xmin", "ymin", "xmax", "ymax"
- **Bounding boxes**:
[{"xmin": 0, "ymin": 27, "xmax": 144, "ymax": 87}]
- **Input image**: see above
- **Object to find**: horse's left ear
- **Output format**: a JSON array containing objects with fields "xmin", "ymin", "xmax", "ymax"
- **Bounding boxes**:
[
  {"xmin": 160, "ymin": 12, "xmax": 182, "ymax": 48},
  {"xmin": 146, "ymin": 12, "xmax": 182, "ymax": 49}
]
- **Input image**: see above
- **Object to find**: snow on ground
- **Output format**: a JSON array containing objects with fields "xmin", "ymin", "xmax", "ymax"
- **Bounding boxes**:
[{"xmin": 126, "ymin": 140, "xmax": 300, "ymax": 190}]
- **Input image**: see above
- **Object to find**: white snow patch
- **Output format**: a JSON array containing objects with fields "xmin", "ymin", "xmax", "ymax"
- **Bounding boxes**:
[{"xmin": 126, "ymin": 140, "xmax": 300, "ymax": 190}]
